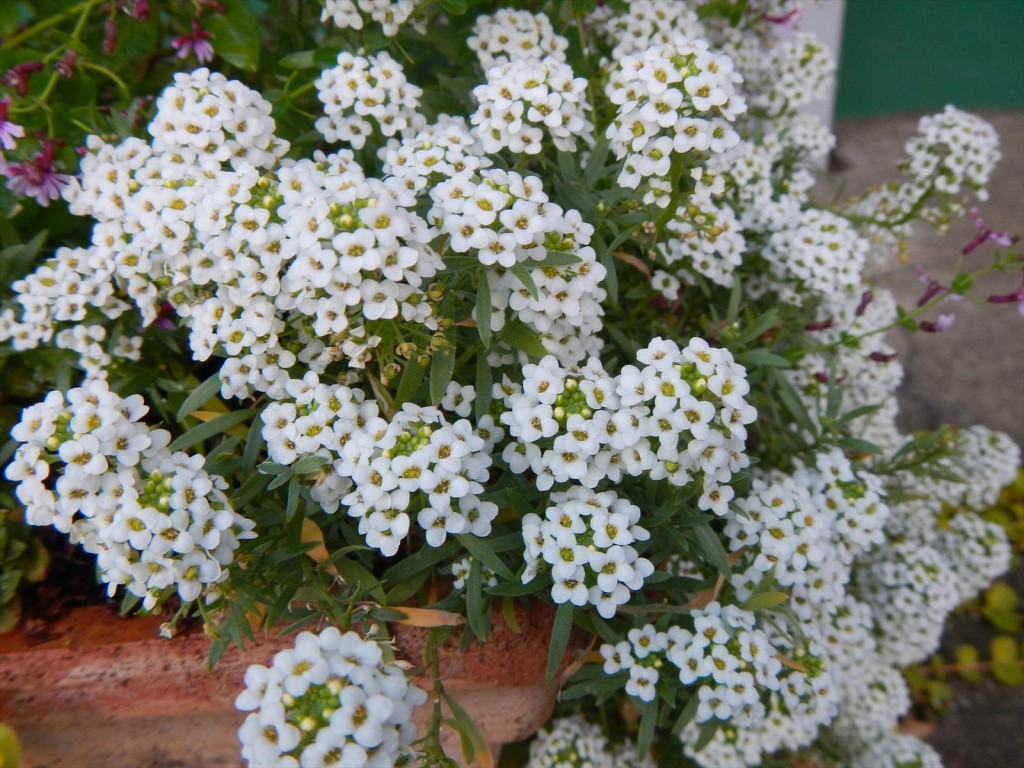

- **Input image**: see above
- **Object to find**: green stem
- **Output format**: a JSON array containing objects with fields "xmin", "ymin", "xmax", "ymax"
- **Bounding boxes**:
[
  {"xmin": 80, "ymin": 60, "xmax": 131, "ymax": 102},
  {"xmin": 0, "ymin": 0, "xmax": 103, "ymax": 51}
]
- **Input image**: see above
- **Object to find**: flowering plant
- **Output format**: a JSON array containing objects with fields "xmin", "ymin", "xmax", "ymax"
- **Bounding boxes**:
[{"xmin": 1, "ymin": 2, "xmax": 1021, "ymax": 767}]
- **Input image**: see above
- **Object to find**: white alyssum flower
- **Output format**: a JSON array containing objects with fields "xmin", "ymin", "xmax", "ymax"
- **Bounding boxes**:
[
  {"xmin": 468, "ymin": 10, "xmax": 568, "ymax": 69},
  {"xmin": 236, "ymin": 627, "xmax": 426, "ymax": 767},
  {"xmin": 5, "ymin": 379, "xmax": 254, "ymax": 610}
]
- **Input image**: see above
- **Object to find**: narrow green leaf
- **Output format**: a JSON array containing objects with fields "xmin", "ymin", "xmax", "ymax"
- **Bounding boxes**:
[
  {"xmin": 176, "ymin": 372, "xmax": 222, "ymax": 422},
  {"xmin": 476, "ymin": 273, "xmax": 492, "ymax": 348},
  {"xmin": 243, "ymin": 412, "xmax": 266, "ymax": 472},
  {"xmin": 726, "ymin": 276, "xmax": 743, "ymax": 321},
  {"xmin": 693, "ymin": 719, "xmax": 721, "ymax": 753},
  {"xmin": 534, "ymin": 251, "xmax": 583, "ymax": 268},
  {"xmin": 673, "ymin": 692, "xmax": 701, "ymax": 734},
  {"xmin": 509, "ymin": 263, "xmax": 539, "ymax": 300},
  {"xmin": 545, "ymin": 602, "xmax": 575, "ymax": 681},
  {"xmin": 836, "ymin": 437, "xmax": 882, "ymax": 455},
  {"xmin": 693, "ymin": 522, "xmax": 731, "ymax": 576},
  {"xmin": 429, "ymin": 335, "xmax": 456, "ymax": 406},
  {"xmin": 736, "ymin": 309, "xmax": 780, "ymax": 345},
  {"xmin": 500, "ymin": 319, "xmax": 548, "ymax": 358},
  {"xmin": 292, "ymin": 454, "xmax": 329, "ymax": 474},
  {"xmin": 333, "ymin": 557, "xmax": 386, "ymax": 602},
  {"xmin": 475, "ymin": 355, "xmax": 492, "ymax": 421},
  {"xmin": 637, "ymin": 700, "xmax": 658, "ymax": 757},
  {"xmin": 395, "ymin": 356, "xmax": 426, "ymax": 407},
  {"xmin": 169, "ymin": 408, "xmax": 257, "ymax": 452},
  {"xmin": 735, "ymin": 349, "xmax": 790, "ymax": 369},
  {"xmin": 279, "ymin": 50, "xmax": 315, "ymax": 69},
  {"xmin": 442, "ymin": 690, "xmax": 491, "ymax": 767},
  {"xmin": 742, "ymin": 591, "xmax": 789, "ymax": 611},
  {"xmin": 384, "ymin": 539, "xmax": 459, "ymax": 583},
  {"xmin": 455, "ymin": 533, "xmax": 514, "ymax": 580},
  {"xmin": 466, "ymin": 558, "xmax": 487, "ymax": 641}
]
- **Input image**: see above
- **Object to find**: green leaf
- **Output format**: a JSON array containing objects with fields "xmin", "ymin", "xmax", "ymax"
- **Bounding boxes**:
[
  {"xmin": 169, "ymin": 408, "xmax": 257, "ymax": 452},
  {"xmin": 206, "ymin": 1, "xmax": 261, "ymax": 72},
  {"xmin": 692, "ymin": 719, "xmax": 722, "ymax": 753},
  {"xmin": 466, "ymin": 558, "xmax": 488, "ymax": 641},
  {"xmin": 292, "ymin": 454, "xmax": 329, "ymax": 474},
  {"xmin": 741, "ymin": 591, "xmax": 788, "ymax": 612},
  {"xmin": 475, "ymin": 355, "xmax": 492, "ymax": 422},
  {"xmin": 735, "ymin": 309, "xmax": 780, "ymax": 345},
  {"xmin": 429, "ymin": 333, "xmax": 456, "ymax": 406},
  {"xmin": 333, "ymin": 557, "xmax": 386, "ymax": 602},
  {"xmin": 509, "ymin": 263, "xmax": 539, "ymax": 300},
  {"xmin": 673, "ymin": 692, "xmax": 701, "ymax": 734},
  {"xmin": 693, "ymin": 522, "xmax": 731, "ymax": 575},
  {"xmin": 835, "ymin": 437, "xmax": 882, "ymax": 455},
  {"xmin": 455, "ymin": 533, "xmax": 514, "ymax": 580},
  {"xmin": 176, "ymin": 372, "xmax": 222, "ymax": 422},
  {"xmin": 500, "ymin": 319, "xmax": 547, "ymax": 358},
  {"xmin": 476, "ymin": 274, "xmax": 492, "ymax": 348},
  {"xmin": 279, "ymin": 50, "xmax": 315, "ymax": 69},
  {"xmin": 637, "ymin": 700, "xmax": 658, "ymax": 758},
  {"xmin": 437, "ymin": 0, "xmax": 468, "ymax": 13},
  {"xmin": 442, "ymin": 690, "xmax": 492, "ymax": 768},
  {"xmin": 545, "ymin": 602, "xmax": 575, "ymax": 681},
  {"xmin": 735, "ymin": 349, "xmax": 790, "ymax": 369},
  {"xmin": 534, "ymin": 251, "xmax": 583, "ymax": 268},
  {"xmin": 395, "ymin": 355, "xmax": 426, "ymax": 408}
]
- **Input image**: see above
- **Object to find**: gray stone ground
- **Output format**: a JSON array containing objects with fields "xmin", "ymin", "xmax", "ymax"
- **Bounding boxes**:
[{"xmin": 820, "ymin": 111, "xmax": 1024, "ymax": 768}]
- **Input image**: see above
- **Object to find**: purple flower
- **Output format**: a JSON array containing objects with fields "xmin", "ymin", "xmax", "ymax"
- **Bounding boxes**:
[
  {"xmin": 0, "ymin": 98, "xmax": 25, "ymax": 151},
  {"xmin": 854, "ymin": 289, "xmax": 874, "ymax": 317},
  {"xmin": 963, "ymin": 208, "xmax": 1017, "ymax": 255},
  {"xmin": 914, "ymin": 267, "xmax": 954, "ymax": 307},
  {"xmin": 173, "ymin": 18, "xmax": 215, "ymax": 65},
  {"xmin": 988, "ymin": 276, "xmax": 1024, "ymax": 318},
  {"xmin": 2, "ymin": 141, "xmax": 72, "ymax": 207}
]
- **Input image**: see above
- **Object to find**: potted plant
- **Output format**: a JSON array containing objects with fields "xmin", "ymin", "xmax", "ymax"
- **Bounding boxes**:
[{"xmin": 0, "ymin": 2, "xmax": 1020, "ymax": 767}]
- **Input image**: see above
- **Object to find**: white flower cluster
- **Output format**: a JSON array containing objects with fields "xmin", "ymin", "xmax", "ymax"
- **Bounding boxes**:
[
  {"xmin": 315, "ymin": 51, "xmax": 423, "ymax": 148},
  {"xmin": 522, "ymin": 486, "xmax": 653, "ymax": 618},
  {"xmin": 727, "ymin": 450, "xmax": 889, "ymax": 620},
  {"xmin": 0, "ymin": 245, "xmax": 143, "ymax": 378},
  {"xmin": 262, "ymin": 378, "xmax": 502, "ymax": 556},
  {"xmin": 428, "ymin": 168, "xmax": 607, "ymax": 364},
  {"xmin": 468, "ymin": 10, "xmax": 568, "ymax": 69},
  {"xmin": 606, "ymin": 39, "xmax": 745, "ymax": 206},
  {"xmin": 853, "ymin": 541, "xmax": 959, "ymax": 666},
  {"xmin": 759, "ymin": 208, "xmax": 870, "ymax": 304},
  {"xmin": 846, "ymin": 107, "xmax": 1001, "ymax": 254},
  {"xmin": 5, "ymin": 380, "xmax": 253, "ymax": 609},
  {"xmin": 659, "ymin": 196, "xmax": 746, "ymax": 287},
  {"xmin": 500, "ymin": 339, "xmax": 754, "ymax": 511},
  {"xmin": 849, "ymin": 733, "xmax": 944, "ymax": 768},
  {"xmin": 830, "ymin": 660, "xmax": 911, "ymax": 749},
  {"xmin": 675, "ymin": 619, "xmax": 839, "ymax": 768},
  {"xmin": 526, "ymin": 714, "xmax": 654, "ymax": 768},
  {"xmin": 589, "ymin": 0, "xmax": 707, "ymax": 61},
  {"xmin": 321, "ymin": 0, "xmax": 420, "ymax": 37},
  {"xmin": 749, "ymin": 33, "xmax": 835, "ymax": 114},
  {"xmin": 236, "ymin": 627, "xmax": 427, "ymax": 767},
  {"xmin": 380, "ymin": 115, "xmax": 490, "ymax": 195},
  {"xmin": 471, "ymin": 57, "xmax": 593, "ymax": 155}
]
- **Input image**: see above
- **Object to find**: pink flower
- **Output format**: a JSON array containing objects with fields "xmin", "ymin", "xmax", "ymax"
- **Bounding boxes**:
[
  {"xmin": 0, "ymin": 98, "xmax": 25, "ymax": 151},
  {"xmin": 173, "ymin": 18, "xmax": 215, "ymax": 64},
  {"xmin": 3, "ymin": 61, "xmax": 43, "ymax": 98},
  {"xmin": 962, "ymin": 207, "xmax": 1017, "ymax": 254},
  {"xmin": 988, "ymin": 275, "xmax": 1024, "ymax": 318},
  {"xmin": 2, "ymin": 141, "xmax": 72, "ymax": 207},
  {"xmin": 919, "ymin": 314, "xmax": 955, "ymax": 333}
]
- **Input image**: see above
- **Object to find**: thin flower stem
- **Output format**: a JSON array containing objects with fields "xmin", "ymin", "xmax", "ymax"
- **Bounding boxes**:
[
  {"xmin": 0, "ymin": 0, "xmax": 104, "ymax": 51},
  {"xmin": 79, "ymin": 60, "xmax": 131, "ymax": 102}
]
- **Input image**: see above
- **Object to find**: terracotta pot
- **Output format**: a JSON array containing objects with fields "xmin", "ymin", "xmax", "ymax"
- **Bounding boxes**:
[
  {"xmin": 0, "ymin": 602, "xmax": 587, "ymax": 768},
  {"xmin": 393, "ymin": 601, "xmax": 589, "ymax": 766}
]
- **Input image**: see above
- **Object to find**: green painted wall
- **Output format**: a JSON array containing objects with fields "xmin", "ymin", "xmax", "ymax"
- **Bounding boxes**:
[{"xmin": 836, "ymin": 0, "xmax": 1024, "ymax": 117}]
